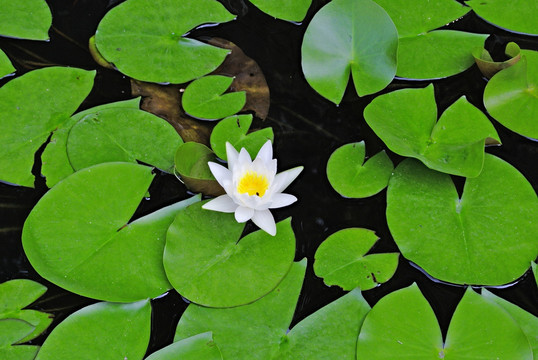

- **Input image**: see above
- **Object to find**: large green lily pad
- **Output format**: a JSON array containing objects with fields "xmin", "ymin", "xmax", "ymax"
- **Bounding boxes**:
[
  {"xmin": 249, "ymin": 0, "xmax": 312, "ymax": 22},
  {"xmin": 145, "ymin": 332, "xmax": 222, "ymax": 360},
  {"xmin": 301, "ymin": 0, "xmax": 397, "ymax": 103},
  {"xmin": 386, "ymin": 155, "xmax": 538, "ymax": 285},
  {"xmin": 163, "ymin": 201, "xmax": 295, "ymax": 307},
  {"xmin": 95, "ymin": 0, "xmax": 236, "ymax": 83},
  {"xmin": 0, "ymin": 49, "xmax": 14, "ymax": 78},
  {"xmin": 364, "ymin": 84, "xmax": 500, "ymax": 177},
  {"xmin": 36, "ymin": 300, "xmax": 151, "ymax": 360},
  {"xmin": 0, "ymin": 0, "xmax": 52, "ymax": 40},
  {"xmin": 484, "ymin": 50, "xmax": 538, "ymax": 139},
  {"xmin": 0, "ymin": 67, "xmax": 95, "ymax": 187},
  {"xmin": 466, "ymin": 0, "xmax": 538, "ymax": 36},
  {"xmin": 23, "ymin": 162, "xmax": 200, "ymax": 302}
]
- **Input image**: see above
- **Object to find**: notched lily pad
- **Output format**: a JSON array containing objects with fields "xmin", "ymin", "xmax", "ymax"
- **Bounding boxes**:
[
  {"xmin": 0, "ymin": 49, "xmax": 15, "ymax": 78},
  {"xmin": 163, "ymin": 201, "xmax": 296, "ymax": 307},
  {"xmin": 145, "ymin": 332, "xmax": 222, "ymax": 360},
  {"xmin": 210, "ymin": 114, "xmax": 274, "ymax": 161},
  {"xmin": 473, "ymin": 42, "xmax": 521, "ymax": 79},
  {"xmin": 0, "ymin": 319, "xmax": 39, "ymax": 360},
  {"xmin": 326, "ymin": 142, "xmax": 393, "ymax": 198},
  {"xmin": 466, "ymin": 0, "xmax": 538, "ymax": 36},
  {"xmin": 249, "ymin": 0, "xmax": 312, "ymax": 22},
  {"xmin": 364, "ymin": 84, "xmax": 500, "ymax": 177},
  {"xmin": 0, "ymin": 0, "xmax": 52, "ymax": 40},
  {"xmin": 314, "ymin": 228, "xmax": 399, "ymax": 291},
  {"xmin": 182, "ymin": 75, "xmax": 246, "ymax": 120}
]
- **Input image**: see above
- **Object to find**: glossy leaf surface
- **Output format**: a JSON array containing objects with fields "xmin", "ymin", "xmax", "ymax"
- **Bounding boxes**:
[
  {"xmin": 466, "ymin": 0, "xmax": 538, "ymax": 36},
  {"xmin": 0, "ymin": 49, "xmax": 14, "ymax": 78},
  {"xmin": 0, "ymin": 319, "xmax": 39, "ymax": 360},
  {"xmin": 146, "ymin": 332, "xmax": 222, "ymax": 360},
  {"xmin": 249, "ymin": 0, "xmax": 312, "ymax": 22},
  {"xmin": 0, "ymin": 0, "xmax": 52, "ymax": 40}
]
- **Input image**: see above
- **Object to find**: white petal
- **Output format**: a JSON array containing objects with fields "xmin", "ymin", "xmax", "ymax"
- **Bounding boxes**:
[
  {"xmin": 269, "ymin": 193, "xmax": 297, "ymax": 209},
  {"xmin": 256, "ymin": 140, "xmax": 273, "ymax": 164},
  {"xmin": 238, "ymin": 147, "xmax": 252, "ymax": 166},
  {"xmin": 202, "ymin": 195, "xmax": 237, "ymax": 213},
  {"xmin": 272, "ymin": 166, "xmax": 303, "ymax": 193},
  {"xmin": 251, "ymin": 209, "xmax": 276, "ymax": 236},
  {"xmin": 226, "ymin": 142, "xmax": 239, "ymax": 171},
  {"xmin": 235, "ymin": 206, "xmax": 254, "ymax": 222},
  {"xmin": 208, "ymin": 162, "xmax": 232, "ymax": 189}
]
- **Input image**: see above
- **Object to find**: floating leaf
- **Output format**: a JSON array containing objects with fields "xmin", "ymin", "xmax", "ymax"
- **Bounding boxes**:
[
  {"xmin": 374, "ymin": 0, "xmax": 488, "ymax": 79},
  {"xmin": 145, "ymin": 332, "xmax": 222, "ymax": 360},
  {"xmin": 0, "ymin": 49, "xmax": 14, "ymax": 78},
  {"xmin": 484, "ymin": 50, "xmax": 538, "ymax": 139},
  {"xmin": 0, "ymin": 67, "xmax": 95, "ymax": 187},
  {"xmin": 23, "ymin": 162, "xmax": 200, "ymax": 302},
  {"xmin": 41, "ymin": 97, "xmax": 141, "ymax": 188},
  {"xmin": 356, "ymin": 284, "xmax": 533, "ymax": 359},
  {"xmin": 314, "ymin": 228, "xmax": 398, "ymax": 291},
  {"xmin": 466, "ymin": 0, "xmax": 538, "ymax": 36},
  {"xmin": 0, "ymin": 319, "xmax": 39, "ymax": 360},
  {"xmin": 0, "ymin": 279, "xmax": 51, "ymax": 343},
  {"xmin": 364, "ymin": 84, "xmax": 500, "ymax": 177},
  {"xmin": 163, "ymin": 201, "xmax": 295, "ymax": 307},
  {"xmin": 386, "ymin": 155, "xmax": 538, "ymax": 285},
  {"xmin": 210, "ymin": 114, "xmax": 274, "ymax": 161},
  {"xmin": 95, "ymin": 0, "xmax": 236, "ymax": 83},
  {"xmin": 182, "ymin": 75, "xmax": 246, "ymax": 120},
  {"xmin": 67, "ymin": 108, "xmax": 182, "ymax": 172},
  {"xmin": 249, "ymin": 0, "xmax": 312, "ymax": 22},
  {"xmin": 533, "ymin": 262, "xmax": 538, "ymax": 287},
  {"xmin": 0, "ymin": 0, "xmax": 52, "ymax": 40},
  {"xmin": 326, "ymin": 142, "xmax": 393, "ymax": 198},
  {"xmin": 473, "ymin": 42, "xmax": 521, "ymax": 79},
  {"xmin": 36, "ymin": 300, "xmax": 151, "ymax": 360},
  {"xmin": 301, "ymin": 0, "xmax": 397, "ymax": 103}
]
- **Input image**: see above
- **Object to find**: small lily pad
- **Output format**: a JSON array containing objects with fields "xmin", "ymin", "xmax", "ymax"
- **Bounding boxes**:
[
  {"xmin": 0, "ymin": 279, "xmax": 51, "ymax": 343},
  {"xmin": 466, "ymin": 0, "xmax": 538, "ymax": 36},
  {"xmin": 249, "ymin": 0, "xmax": 312, "ymax": 22},
  {"xmin": 301, "ymin": 0, "xmax": 398, "ymax": 103},
  {"xmin": 210, "ymin": 114, "xmax": 274, "ymax": 161},
  {"xmin": 95, "ymin": 0, "xmax": 236, "ymax": 83},
  {"xmin": 36, "ymin": 300, "xmax": 151, "ymax": 360},
  {"xmin": 484, "ymin": 50, "xmax": 538, "ymax": 139},
  {"xmin": 473, "ymin": 42, "xmax": 521, "ymax": 79},
  {"xmin": 145, "ymin": 332, "xmax": 222, "ymax": 360},
  {"xmin": 314, "ymin": 228, "xmax": 399, "ymax": 291},
  {"xmin": 66, "ymin": 108, "xmax": 183, "ymax": 172},
  {"xmin": 364, "ymin": 84, "xmax": 500, "ymax": 177},
  {"xmin": 326, "ymin": 142, "xmax": 393, "ymax": 198},
  {"xmin": 0, "ymin": 49, "xmax": 14, "ymax": 78},
  {"xmin": 386, "ymin": 155, "xmax": 538, "ymax": 285},
  {"xmin": 182, "ymin": 75, "xmax": 246, "ymax": 120},
  {"xmin": 175, "ymin": 142, "xmax": 223, "ymax": 196},
  {"xmin": 0, "ymin": 0, "xmax": 52, "ymax": 40},
  {"xmin": 0, "ymin": 319, "xmax": 39, "ymax": 360},
  {"xmin": 163, "ymin": 201, "xmax": 295, "ymax": 307}
]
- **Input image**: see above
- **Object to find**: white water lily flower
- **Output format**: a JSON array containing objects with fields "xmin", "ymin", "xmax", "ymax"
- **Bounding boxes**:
[{"xmin": 202, "ymin": 140, "xmax": 303, "ymax": 236}]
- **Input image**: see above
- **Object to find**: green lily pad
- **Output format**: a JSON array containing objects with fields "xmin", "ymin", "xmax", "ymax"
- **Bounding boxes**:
[
  {"xmin": 36, "ymin": 300, "xmax": 151, "ymax": 360},
  {"xmin": 41, "ymin": 97, "xmax": 141, "ymax": 188},
  {"xmin": 364, "ymin": 84, "xmax": 500, "ymax": 177},
  {"xmin": 210, "ymin": 114, "xmax": 274, "ymax": 161},
  {"xmin": 95, "ymin": 0, "xmax": 236, "ymax": 83},
  {"xmin": 249, "ymin": 0, "xmax": 312, "ymax": 22},
  {"xmin": 314, "ymin": 228, "xmax": 399, "ymax": 291},
  {"xmin": 146, "ymin": 332, "xmax": 222, "ymax": 360},
  {"xmin": 0, "ymin": 319, "xmax": 39, "ymax": 360},
  {"xmin": 473, "ymin": 42, "xmax": 521, "ymax": 79},
  {"xmin": 0, "ymin": 66, "xmax": 95, "ymax": 187},
  {"xmin": 466, "ymin": 0, "xmax": 538, "ymax": 36},
  {"xmin": 326, "ymin": 142, "xmax": 393, "ymax": 198},
  {"xmin": 175, "ymin": 142, "xmax": 223, "ymax": 196},
  {"xmin": 0, "ymin": 0, "xmax": 52, "ymax": 40},
  {"xmin": 374, "ymin": 0, "xmax": 487, "ymax": 79},
  {"xmin": 482, "ymin": 289, "xmax": 538, "ymax": 358},
  {"xmin": 23, "ymin": 162, "xmax": 201, "ymax": 302},
  {"xmin": 182, "ymin": 75, "xmax": 246, "ymax": 120},
  {"xmin": 386, "ymin": 155, "xmax": 538, "ymax": 285},
  {"xmin": 0, "ymin": 49, "xmax": 14, "ymax": 78},
  {"xmin": 533, "ymin": 262, "xmax": 538, "ymax": 287},
  {"xmin": 356, "ymin": 284, "xmax": 533, "ymax": 359},
  {"xmin": 66, "ymin": 108, "xmax": 182, "ymax": 172},
  {"xmin": 301, "ymin": 0, "xmax": 397, "ymax": 103},
  {"xmin": 484, "ymin": 50, "xmax": 538, "ymax": 139},
  {"xmin": 0, "ymin": 279, "xmax": 51, "ymax": 343},
  {"xmin": 163, "ymin": 201, "xmax": 295, "ymax": 307}
]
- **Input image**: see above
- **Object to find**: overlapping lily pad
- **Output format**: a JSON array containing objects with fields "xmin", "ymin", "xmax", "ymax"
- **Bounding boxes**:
[
  {"xmin": 0, "ymin": 50, "xmax": 14, "ymax": 78},
  {"xmin": 0, "ymin": 319, "xmax": 39, "ymax": 360},
  {"xmin": 182, "ymin": 75, "xmax": 246, "ymax": 120},
  {"xmin": 23, "ymin": 162, "xmax": 201, "ymax": 302},
  {"xmin": 174, "ymin": 142, "xmax": 223, "ymax": 196},
  {"xmin": 473, "ymin": 42, "xmax": 521, "ymax": 79},
  {"xmin": 36, "ymin": 300, "xmax": 151, "ymax": 360},
  {"xmin": 0, "ymin": 66, "xmax": 95, "ymax": 187},
  {"xmin": 364, "ymin": 84, "xmax": 500, "ymax": 177},
  {"xmin": 374, "ymin": 0, "xmax": 488, "ymax": 79},
  {"xmin": 356, "ymin": 284, "xmax": 533, "ymax": 359},
  {"xmin": 210, "ymin": 114, "xmax": 274, "ymax": 161},
  {"xmin": 163, "ymin": 202, "xmax": 295, "ymax": 307},
  {"xmin": 484, "ymin": 50, "xmax": 538, "ymax": 139},
  {"xmin": 301, "ymin": 0, "xmax": 397, "ymax": 103},
  {"xmin": 386, "ymin": 155, "xmax": 538, "ymax": 285},
  {"xmin": 146, "ymin": 332, "xmax": 222, "ymax": 360},
  {"xmin": 95, "ymin": 0, "xmax": 236, "ymax": 83},
  {"xmin": 0, "ymin": 0, "xmax": 52, "ymax": 40},
  {"xmin": 466, "ymin": 0, "xmax": 538, "ymax": 36},
  {"xmin": 326, "ymin": 142, "xmax": 393, "ymax": 198},
  {"xmin": 314, "ymin": 228, "xmax": 398, "ymax": 291},
  {"xmin": 249, "ymin": 0, "xmax": 312, "ymax": 22}
]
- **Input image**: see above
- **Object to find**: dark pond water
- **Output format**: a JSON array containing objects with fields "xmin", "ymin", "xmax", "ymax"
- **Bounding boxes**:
[{"xmin": 0, "ymin": 0, "xmax": 537, "ymax": 354}]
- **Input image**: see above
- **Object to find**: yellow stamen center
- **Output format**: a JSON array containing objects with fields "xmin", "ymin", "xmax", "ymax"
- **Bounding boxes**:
[{"xmin": 237, "ymin": 171, "xmax": 269, "ymax": 197}]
